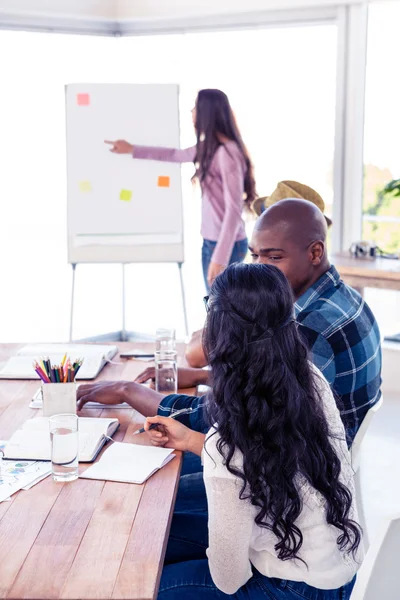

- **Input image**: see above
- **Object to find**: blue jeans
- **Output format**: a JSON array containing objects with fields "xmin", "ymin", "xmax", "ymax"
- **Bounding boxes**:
[
  {"xmin": 160, "ymin": 394, "xmax": 210, "ymax": 564},
  {"xmin": 164, "ymin": 454, "xmax": 207, "ymax": 564},
  {"xmin": 202, "ymin": 238, "xmax": 248, "ymax": 292},
  {"xmin": 158, "ymin": 562, "xmax": 356, "ymax": 599}
]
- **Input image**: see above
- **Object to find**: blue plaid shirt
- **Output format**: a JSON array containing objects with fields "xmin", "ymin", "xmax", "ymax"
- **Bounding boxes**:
[
  {"xmin": 159, "ymin": 266, "xmax": 382, "ymax": 444},
  {"xmin": 295, "ymin": 265, "xmax": 382, "ymax": 440}
]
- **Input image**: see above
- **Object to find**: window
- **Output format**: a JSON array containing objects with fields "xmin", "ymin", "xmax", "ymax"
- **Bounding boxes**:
[
  {"xmin": 0, "ymin": 24, "xmax": 338, "ymax": 341},
  {"xmin": 363, "ymin": 1, "xmax": 400, "ymax": 253}
]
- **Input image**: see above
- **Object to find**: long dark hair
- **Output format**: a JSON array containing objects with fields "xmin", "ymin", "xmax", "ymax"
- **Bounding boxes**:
[
  {"xmin": 204, "ymin": 263, "xmax": 361, "ymax": 562},
  {"xmin": 194, "ymin": 89, "xmax": 256, "ymax": 211}
]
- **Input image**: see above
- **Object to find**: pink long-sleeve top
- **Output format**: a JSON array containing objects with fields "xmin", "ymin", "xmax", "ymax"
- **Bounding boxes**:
[{"xmin": 133, "ymin": 141, "xmax": 247, "ymax": 266}]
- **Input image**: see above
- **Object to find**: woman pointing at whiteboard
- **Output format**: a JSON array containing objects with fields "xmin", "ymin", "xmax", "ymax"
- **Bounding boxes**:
[{"xmin": 105, "ymin": 89, "xmax": 256, "ymax": 291}]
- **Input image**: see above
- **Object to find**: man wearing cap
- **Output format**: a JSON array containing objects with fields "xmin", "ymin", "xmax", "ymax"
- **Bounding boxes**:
[{"xmin": 77, "ymin": 184, "xmax": 382, "ymax": 444}]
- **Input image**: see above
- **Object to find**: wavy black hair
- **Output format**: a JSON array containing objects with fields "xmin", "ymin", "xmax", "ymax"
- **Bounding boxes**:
[
  {"xmin": 204, "ymin": 263, "xmax": 361, "ymax": 562},
  {"xmin": 194, "ymin": 89, "xmax": 256, "ymax": 211}
]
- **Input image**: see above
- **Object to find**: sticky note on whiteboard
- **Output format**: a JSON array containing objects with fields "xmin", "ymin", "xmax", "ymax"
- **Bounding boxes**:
[
  {"xmin": 79, "ymin": 181, "xmax": 92, "ymax": 193},
  {"xmin": 158, "ymin": 176, "xmax": 170, "ymax": 188},
  {"xmin": 77, "ymin": 93, "xmax": 90, "ymax": 106},
  {"xmin": 120, "ymin": 189, "xmax": 132, "ymax": 202}
]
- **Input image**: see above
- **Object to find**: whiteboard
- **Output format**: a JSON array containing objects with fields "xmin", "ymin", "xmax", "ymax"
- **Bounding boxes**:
[{"xmin": 66, "ymin": 84, "xmax": 184, "ymax": 264}]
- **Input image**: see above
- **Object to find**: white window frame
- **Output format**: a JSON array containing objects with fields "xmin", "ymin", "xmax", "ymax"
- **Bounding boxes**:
[
  {"xmin": 118, "ymin": 3, "xmax": 369, "ymax": 254},
  {"xmin": 0, "ymin": 2, "xmax": 369, "ymax": 253}
]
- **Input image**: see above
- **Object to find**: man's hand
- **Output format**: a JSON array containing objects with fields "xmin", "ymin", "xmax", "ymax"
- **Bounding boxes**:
[
  {"xmin": 134, "ymin": 367, "xmax": 209, "ymax": 388},
  {"xmin": 207, "ymin": 261, "xmax": 225, "ymax": 288},
  {"xmin": 104, "ymin": 140, "xmax": 133, "ymax": 154},
  {"xmin": 76, "ymin": 381, "xmax": 126, "ymax": 411},
  {"xmin": 144, "ymin": 415, "xmax": 205, "ymax": 455}
]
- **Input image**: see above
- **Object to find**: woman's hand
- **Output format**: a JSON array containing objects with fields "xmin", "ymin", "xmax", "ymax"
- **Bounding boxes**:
[
  {"xmin": 104, "ymin": 140, "xmax": 133, "ymax": 154},
  {"xmin": 207, "ymin": 261, "xmax": 225, "ymax": 288},
  {"xmin": 144, "ymin": 415, "xmax": 205, "ymax": 455}
]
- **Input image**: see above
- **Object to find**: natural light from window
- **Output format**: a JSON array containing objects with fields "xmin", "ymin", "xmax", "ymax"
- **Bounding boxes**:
[{"xmin": 0, "ymin": 25, "xmax": 337, "ymax": 342}]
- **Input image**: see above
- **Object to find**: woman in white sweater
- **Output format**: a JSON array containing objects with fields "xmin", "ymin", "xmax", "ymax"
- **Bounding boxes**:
[{"xmin": 145, "ymin": 263, "xmax": 364, "ymax": 600}]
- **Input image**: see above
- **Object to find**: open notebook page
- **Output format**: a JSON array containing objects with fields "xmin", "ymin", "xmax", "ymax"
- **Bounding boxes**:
[
  {"xmin": 80, "ymin": 442, "xmax": 175, "ymax": 484},
  {"xmin": 3, "ymin": 417, "xmax": 118, "ymax": 462}
]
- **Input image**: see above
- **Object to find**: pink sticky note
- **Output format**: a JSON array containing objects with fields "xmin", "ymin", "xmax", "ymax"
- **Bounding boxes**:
[{"xmin": 77, "ymin": 93, "xmax": 90, "ymax": 106}]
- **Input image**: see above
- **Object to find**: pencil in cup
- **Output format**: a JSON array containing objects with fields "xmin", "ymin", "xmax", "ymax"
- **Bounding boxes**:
[
  {"xmin": 33, "ymin": 356, "xmax": 83, "ymax": 383},
  {"xmin": 133, "ymin": 407, "xmax": 194, "ymax": 435}
]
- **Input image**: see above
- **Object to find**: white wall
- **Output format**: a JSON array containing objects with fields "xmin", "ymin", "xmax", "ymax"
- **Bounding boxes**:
[
  {"xmin": 117, "ymin": 0, "xmax": 359, "ymax": 20},
  {"xmin": 0, "ymin": 0, "xmax": 114, "ymax": 19}
]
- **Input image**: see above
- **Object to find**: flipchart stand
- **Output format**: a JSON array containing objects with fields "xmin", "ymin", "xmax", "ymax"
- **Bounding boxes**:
[{"xmin": 69, "ymin": 262, "xmax": 189, "ymax": 343}]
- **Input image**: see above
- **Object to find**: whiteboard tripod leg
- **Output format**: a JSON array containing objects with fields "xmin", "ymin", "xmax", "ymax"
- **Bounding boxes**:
[
  {"xmin": 69, "ymin": 264, "xmax": 77, "ymax": 342},
  {"xmin": 121, "ymin": 264, "xmax": 127, "ymax": 342},
  {"xmin": 177, "ymin": 262, "xmax": 189, "ymax": 337}
]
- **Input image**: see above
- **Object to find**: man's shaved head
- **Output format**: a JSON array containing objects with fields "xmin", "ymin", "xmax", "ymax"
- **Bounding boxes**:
[
  {"xmin": 255, "ymin": 199, "xmax": 327, "ymax": 247},
  {"xmin": 249, "ymin": 199, "xmax": 330, "ymax": 298}
]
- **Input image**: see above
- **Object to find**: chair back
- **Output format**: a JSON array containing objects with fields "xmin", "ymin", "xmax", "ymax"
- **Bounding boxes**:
[
  {"xmin": 352, "ymin": 515, "xmax": 400, "ymax": 600},
  {"xmin": 351, "ymin": 395, "xmax": 383, "ymax": 472}
]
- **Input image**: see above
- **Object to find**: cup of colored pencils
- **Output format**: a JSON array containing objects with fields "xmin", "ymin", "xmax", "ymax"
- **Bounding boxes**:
[
  {"xmin": 33, "ymin": 355, "xmax": 84, "ymax": 417},
  {"xmin": 33, "ymin": 354, "xmax": 83, "ymax": 384}
]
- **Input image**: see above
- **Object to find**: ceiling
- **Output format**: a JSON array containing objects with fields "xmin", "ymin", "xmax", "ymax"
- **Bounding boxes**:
[{"xmin": 0, "ymin": 0, "xmax": 370, "ymax": 35}]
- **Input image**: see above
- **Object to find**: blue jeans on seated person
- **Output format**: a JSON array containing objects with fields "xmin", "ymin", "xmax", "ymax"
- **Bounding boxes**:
[
  {"xmin": 158, "ymin": 562, "xmax": 357, "ymax": 599},
  {"xmin": 159, "ymin": 394, "xmax": 209, "ymax": 565},
  {"xmin": 159, "ymin": 394, "xmax": 207, "ymax": 514},
  {"xmin": 202, "ymin": 238, "xmax": 248, "ymax": 293}
]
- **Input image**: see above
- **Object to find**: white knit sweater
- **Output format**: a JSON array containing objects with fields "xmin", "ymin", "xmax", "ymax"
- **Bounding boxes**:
[{"xmin": 202, "ymin": 367, "xmax": 364, "ymax": 595}]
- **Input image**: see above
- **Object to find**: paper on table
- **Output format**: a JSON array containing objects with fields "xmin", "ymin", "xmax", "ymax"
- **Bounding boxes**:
[
  {"xmin": 0, "ymin": 457, "xmax": 51, "ymax": 502},
  {"xmin": 80, "ymin": 442, "xmax": 175, "ymax": 485}
]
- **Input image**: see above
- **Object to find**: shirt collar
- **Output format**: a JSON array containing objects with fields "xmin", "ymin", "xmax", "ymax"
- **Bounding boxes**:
[{"xmin": 294, "ymin": 265, "xmax": 340, "ymax": 316}]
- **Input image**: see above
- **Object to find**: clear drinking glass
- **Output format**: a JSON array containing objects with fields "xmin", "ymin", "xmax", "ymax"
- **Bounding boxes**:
[
  {"xmin": 156, "ymin": 327, "xmax": 176, "ymax": 356},
  {"xmin": 155, "ymin": 352, "xmax": 178, "ymax": 394},
  {"xmin": 49, "ymin": 414, "xmax": 79, "ymax": 482}
]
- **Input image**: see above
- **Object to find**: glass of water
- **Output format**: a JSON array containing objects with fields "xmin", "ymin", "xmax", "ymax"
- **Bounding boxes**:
[
  {"xmin": 49, "ymin": 414, "xmax": 79, "ymax": 482},
  {"xmin": 155, "ymin": 352, "xmax": 178, "ymax": 394},
  {"xmin": 156, "ymin": 327, "xmax": 176, "ymax": 356}
]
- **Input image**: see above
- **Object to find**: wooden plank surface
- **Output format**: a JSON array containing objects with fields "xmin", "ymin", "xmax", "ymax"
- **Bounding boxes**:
[
  {"xmin": 0, "ymin": 342, "xmax": 188, "ymax": 600},
  {"xmin": 112, "ymin": 457, "xmax": 182, "ymax": 600}
]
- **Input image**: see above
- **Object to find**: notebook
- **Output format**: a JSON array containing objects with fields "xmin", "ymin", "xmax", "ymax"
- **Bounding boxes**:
[
  {"xmin": 0, "ymin": 344, "xmax": 118, "ymax": 380},
  {"xmin": 3, "ymin": 417, "xmax": 119, "ymax": 463},
  {"xmin": 80, "ymin": 441, "xmax": 176, "ymax": 484}
]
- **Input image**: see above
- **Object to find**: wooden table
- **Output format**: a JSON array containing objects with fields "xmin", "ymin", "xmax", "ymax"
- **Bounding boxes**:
[
  {"xmin": 0, "ymin": 342, "xmax": 190, "ymax": 600},
  {"xmin": 331, "ymin": 252, "xmax": 400, "ymax": 296}
]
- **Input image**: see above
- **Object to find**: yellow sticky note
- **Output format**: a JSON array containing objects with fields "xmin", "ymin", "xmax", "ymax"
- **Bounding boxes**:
[
  {"xmin": 120, "ymin": 189, "xmax": 132, "ymax": 202},
  {"xmin": 79, "ymin": 181, "xmax": 92, "ymax": 193},
  {"xmin": 158, "ymin": 176, "xmax": 170, "ymax": 188}
]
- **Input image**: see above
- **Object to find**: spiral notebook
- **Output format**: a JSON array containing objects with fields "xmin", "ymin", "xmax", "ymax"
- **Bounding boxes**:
[{"xmin": 80, "ymin": 442, "xmax": 176, "ymax": 484}]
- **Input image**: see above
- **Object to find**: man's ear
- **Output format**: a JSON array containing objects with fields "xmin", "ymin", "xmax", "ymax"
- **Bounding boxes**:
[{"xmin": 309, "ymin": 241, "xmax": 325, "ymax": 265}]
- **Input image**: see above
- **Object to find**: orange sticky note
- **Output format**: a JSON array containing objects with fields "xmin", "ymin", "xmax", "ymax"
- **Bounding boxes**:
[
  {"xmin": 120, "ymin": 189, "xmax": 132, "ymax": 202},
  {"xmin": 158, "ymin": 176, "xmax": 170, "ymax": 188},
  {"xmin": 77, "ymin": 93, "xmax": 90, "ymax": 106}
]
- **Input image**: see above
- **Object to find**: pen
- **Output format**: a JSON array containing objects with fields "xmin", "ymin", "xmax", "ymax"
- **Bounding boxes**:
[
  {"xmin": 120, "ymin": 353, "xmax": 155, "ymax": 359},
  {"xmin": 133, "ymin": 407, "xmax": 194, "ymax": 435}
]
